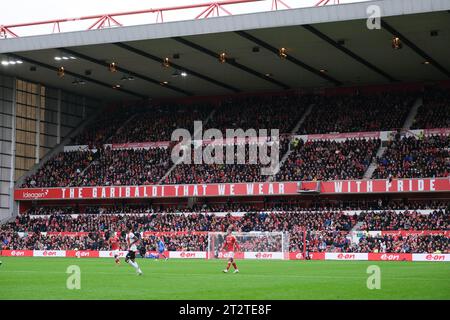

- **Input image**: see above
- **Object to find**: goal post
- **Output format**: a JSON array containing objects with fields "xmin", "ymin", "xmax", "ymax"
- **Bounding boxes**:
[{"xmin": 207, "ymin": 231, "xmax": 290, "ymax": 260}]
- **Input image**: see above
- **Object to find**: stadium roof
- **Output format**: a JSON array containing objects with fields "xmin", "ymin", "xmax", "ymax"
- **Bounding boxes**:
[{"xmin": 0, "ymin": 0, "xmax": 449, "ymax": 101}]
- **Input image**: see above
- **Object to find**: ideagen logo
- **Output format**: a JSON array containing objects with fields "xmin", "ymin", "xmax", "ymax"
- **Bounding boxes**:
[{"xmin": 22, "ymin": 189, "xmax": 49, "ymax": 199}]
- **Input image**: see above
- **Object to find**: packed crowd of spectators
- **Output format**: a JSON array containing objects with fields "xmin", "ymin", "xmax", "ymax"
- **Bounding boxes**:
[
  {"xmin": 164, "ymin": 137, "xmax": 289, "ymax": 184},
  {"xmin": 72, "ymin": 106, "xmax": 138, "ymax": 147},
  {"xmin": 71, "ymin": 146, "xmax": 171, "ymax": 186},
  {"xmin": 2, "ymin": 205, "xmax": 448, "ymax": 253},
  {"xmin": 298, "ymin": 92, "xmax": 415, "ymax": 134},
  {"xmin": 22, "ymin": 151, "xmax": 93, "ymax": 188},
  {"xmin": 277, "ymin": 138, "xmax": 380, "ymax": 181},
  {"xmin": 111, "ymin": 104, "xmax": 212, "ymax": 143},
  {"xmin": 355, "ymin": 234, "xmax": 448, "ymax": 254},
  {"xmin": 205, "ymin": 94, "xmax": 310, "ymax": 134},
  {"xmin": 412, "ymin": 88, "xmax": 450, "ymax": 129},
  {"xmin": 305, "ymin": 231, "xmax": 448, "ymax": 254},
  {"xmin": 358, "ymin": 209, "xmax": 449, "ymax": 231},
  {"xmin": 373, "ymin": 135, "xmax": 449, "ymax": 179}
]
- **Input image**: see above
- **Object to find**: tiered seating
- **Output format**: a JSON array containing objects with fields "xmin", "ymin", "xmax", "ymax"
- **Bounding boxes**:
[
  {"xmin": 277, "ymin": 138, "xmax": 381, "ymax": 181},
  {"xmin": 373, "ymin": 135, "xmax": 449, "ymax": 179},
  {"xmin": 298, "ymin": 92, "xmax": 415, "ymax": 134},
  {"xmin": 412, "ymin": 88, "xmax": 450, "ymax": 129}
]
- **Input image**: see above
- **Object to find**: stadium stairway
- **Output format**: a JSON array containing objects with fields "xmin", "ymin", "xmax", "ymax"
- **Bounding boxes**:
[
  {"xmin": 363, "ymin": 95, "xmax": 422, "ymax": 180},
  {"xmin": 105, "ymin": 112, "xmax": 140, "ymax": 143},
  {"xmin": 267, "ymin": 103, "xmax": 314, "ymax": 182},
  {"xmin": 157, "ymin": 109, "xmax": 217, "ymax": 184},
  {"xmin": 403, "ymin": 96, "xmax": 423, "ymax": 130},
  {"xmin": 363, "ymin": 145, "xmax": 387, "ymax": 179}
]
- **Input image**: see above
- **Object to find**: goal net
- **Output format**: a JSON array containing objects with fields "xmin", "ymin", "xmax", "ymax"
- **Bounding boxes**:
[{"xmin": 207, "ymin": 231, "xmax": 289, "ymax": 260}]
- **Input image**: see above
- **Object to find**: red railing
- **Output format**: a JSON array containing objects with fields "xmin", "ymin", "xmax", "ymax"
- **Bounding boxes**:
[{"xmin": 0, "ymin": 0, "xmax": 340, "ymax": 38}]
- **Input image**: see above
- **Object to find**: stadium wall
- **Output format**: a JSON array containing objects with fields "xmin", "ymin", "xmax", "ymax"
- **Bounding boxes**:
[{"xmin": 0, "ymin": 73, "xmax": 100, "ymax": 222}]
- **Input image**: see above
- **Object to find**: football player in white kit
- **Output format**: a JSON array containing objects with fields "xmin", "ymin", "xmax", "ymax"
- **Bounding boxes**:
[{"xmin": 125, "ymin": 226, "xmax": 143, "ymax": 275}]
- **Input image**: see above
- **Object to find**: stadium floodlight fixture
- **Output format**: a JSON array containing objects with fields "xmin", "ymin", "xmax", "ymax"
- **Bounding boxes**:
[
  {"xmin": 219, "ymin": 52, "xmax": 227, "ymax": 63},
  {"xmin": 180, "ymin": 71, "xmax": 188, "ymax": 77},
  {"xmin": 109, "ymin": 62, "xmax": 118, "ymax": 72},
  {"xmin": 392, "ymin": 36, "xmax": 402, "ymax": 50},
  {"xmin": 162, "ymin": 57, "xmax": 170, "ymax": 68},
  {"xmin": 1, "ymin": 60, "xmax": 9, "ymax": 66},
  {"xmin": 278, "ymin": 47, "xmax": 287, "ymax": 59},
  {"xmin": 57, "ymin": 66, "xmax": 65, "ymax": 78},
  {"xmin": 72, "ymin": 79, "xmax": 86, "ymax": 85}
]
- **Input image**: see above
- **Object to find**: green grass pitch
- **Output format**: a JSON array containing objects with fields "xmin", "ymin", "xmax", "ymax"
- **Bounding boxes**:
[{"xmin": 0, "ymin": 257, "xmax": 449, "ymax": 299}]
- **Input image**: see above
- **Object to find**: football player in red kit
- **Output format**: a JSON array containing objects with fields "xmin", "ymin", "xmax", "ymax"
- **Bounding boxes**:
[
  {"xmin": 109, "ymin": 232, "xmax": 121, "ymax": 264},
  {"xmin": 222, "ymin": 226, "xmax": 240, "ymax": 273}
]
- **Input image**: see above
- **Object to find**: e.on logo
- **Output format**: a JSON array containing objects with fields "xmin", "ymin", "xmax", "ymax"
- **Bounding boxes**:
[
  {"xmin": 43, "ymin": 251, "xmax": 57, "ymax": 256},
  {"xmin": 426, "ymin": 254, "xmax": 445, "ymax": 261},
  {"xmin": 255, "ymin": 253, "xmax": 273, "ymax": 259},
  {"xmin": 381, "ymin": 254, "xmax": 400, "ymax": 261},
  {"xmin": 76, "ymin": 251, "xmax": 90, "ymax": 258},
  {"xmin": 337, "ymin": 253, "xmax": 355, "ymax": 260},
  {"xmin": 180, "ymin": 252, "xmax": 196, "ymax": 258},
  {"xmin": 295, "ymin": 253, "xmax": 303, "ymax": 260},
  {"xmin": 11, "ymin": 250, "xmax": 25, "ymax": 256}
]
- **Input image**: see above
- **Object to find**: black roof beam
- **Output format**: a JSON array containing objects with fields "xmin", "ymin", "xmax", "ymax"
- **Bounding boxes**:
[
  {"xmin": 172, "ymin": 36, "xmax": 290, "ymax": 90},
  {"xmin": 9, "ymin": 53, "xmax": 147, "ymax": 99},
  {"xmin": 60, "ymin": 47, "xmax": 192, "ymax": 96},
  {"xmin": 302, "ymin": 24, "xmax": 398, "ymax": 82},
  {"xmin": 235, "ymin": 30, "xmax": 342, "ymax": 86},
  {"xmin": 381, "ymin": 19, "xmax": 450, "ymax": 78},
  {"xmin": 114, "ymin": 42, "xmax": 241, "ymax": 93}
]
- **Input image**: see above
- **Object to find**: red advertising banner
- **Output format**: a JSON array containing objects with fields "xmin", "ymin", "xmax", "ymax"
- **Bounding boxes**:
[
  {"xmin": 14, "ymin": 178, "xmax": 449, "ymax": 201},
  {"xmin": 0, "ymin": 250, "xmax": 33, "ymax": 257},
  {"xmin": 314, "ymin": 177, "xmax": 449, "ymax": 194},
  {"xmin": 306, "ymin": 131, "xmax": 381, "ymax": 141},
  {"xmin": 66, "ymin": 250, "xmax": 100, "ymax": 258},
  {"xmin": 14, "ymin": 182, "xmax": 299, "ymax": 200},
  {"xmin": 368, "ymin": 253, "xmax": 412, "ymax": 261}
]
